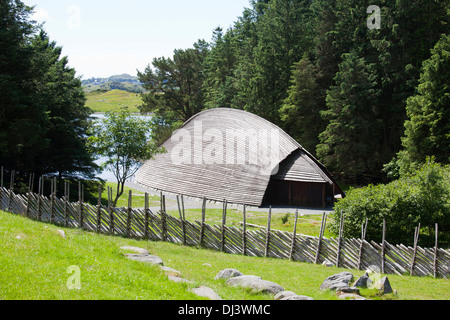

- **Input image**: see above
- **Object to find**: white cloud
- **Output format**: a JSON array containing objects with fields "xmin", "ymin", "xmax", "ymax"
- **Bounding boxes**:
[{"xmin": 31, "ymin": 8, "xmax": 50, "ymax": 23}]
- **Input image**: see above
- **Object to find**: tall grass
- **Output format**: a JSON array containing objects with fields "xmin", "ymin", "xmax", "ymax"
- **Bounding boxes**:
[{"xmin": 1, "ymin": 210, "xmax": 448, "ymax": 300}]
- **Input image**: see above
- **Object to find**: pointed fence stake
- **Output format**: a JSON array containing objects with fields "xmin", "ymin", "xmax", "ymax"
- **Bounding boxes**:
[
  {"xmin": 315, "ymin": 212, "xmax": 327, "ymax": 264},
  {"xmin": 289, "ymin": 209, "xmax": 299, "ymax": 261},
  {"xmin": 108, "ymin": 186, "xmax": 115, "ymax": 235},
  {"xmin": 96, "ymin": 185, "xmax": 102, "ymax": 233},
  {"xmin": 177, "ymin": 195, "xmax": 186, "ymax": 245},
  {"xmin": 434, "ymin": 223, "xmax": 439, "ymax": 278},
  {"xmin": 127, "ymin": 189, "xmax": 132, "ymax": 237},
  {"xmin": 144, "ymin": 193, "xmax": 150, "ymax": 240},
  {"xmin": 265, "ymin": 206, "xmax": 272, "ymax": 258},
  {"xmin": 336, "ymin": 210, "xmax": 345, "ymax": 267},
  {"xmin": 199, "ymin": 197, "xmax": 206, "ymax": 247},
  {"xmin": 64, "ymin": 181, "xmax": 70, "ymax": 227},
  {"xmin": 381, "ymin": 219, "xmax": 386, "ymax": 274},
  {"xmin": 242, "ymin": 205, "xmax": 247, "ymax": 256},
  {"xmin": 221, "ymin": 199, "xmax": 227, "ymax": 252},
  {"xmin": 358, "ymin": 218, "xmax": 368, "ymax": 270},
  {"xmin": 410, "ymin": 223, "xmax": 421, "ymax": 276}
]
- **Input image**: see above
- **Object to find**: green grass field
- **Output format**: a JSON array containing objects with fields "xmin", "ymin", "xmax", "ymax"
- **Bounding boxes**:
[
  {"xmin": 1, "ymin": 209, "xmax": 448, "ymax": 300},
  {"xmin": 86, "ymin": 89, "xmax": 142, "ymax": 113}
]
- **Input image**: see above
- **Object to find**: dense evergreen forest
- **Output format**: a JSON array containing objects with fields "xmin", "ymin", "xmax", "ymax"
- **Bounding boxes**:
[
  {"xmin": 139, "ymin": 0, "xmax": 449, "ymax": 185},
  {"xmin": 0, "ymin": 0, "xmax": 98, "ymax": 183},
  {"xmin": 1, "ymin": 0, "xmax": 449, "ymax": 191}
]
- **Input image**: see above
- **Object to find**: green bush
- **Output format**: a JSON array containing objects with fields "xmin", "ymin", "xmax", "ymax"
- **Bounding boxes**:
[{"xmin": 331, "ymin": 161, "xmax": 450, "ymax": 247}]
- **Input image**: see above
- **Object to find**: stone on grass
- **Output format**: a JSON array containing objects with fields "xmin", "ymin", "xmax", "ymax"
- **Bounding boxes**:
[
  {"xmin": 120, "ymin": 246, "xmax": 149, "ymax": 255},
  {"xmin": 168, "ymin": 275, "xmax": 193, "ymax": 284},
  {"xmin": 274, "ymin": 291, "xmax": 313, "ymax": 301},
  {"xmin": 226, "ymin": 275, "xmax": 284, "ymax": 295},
  {"xmin": 353, "ymin": 272, "xmax": 370, "ymax": 288},
  {"xmin": 190, "ymin": 286, "xmax": 223, "ymax": 300},
  {"xmin": 319, "ymin": 272, "xmax": 354, "ymax": 291},
  {"xmin": 214, "ymin": 268, "xmax": 243, "ymax": 280},
  {"xmin": 338, "ymin": 293, "xmax": 367, "ymax": 300},
  {"xmin": 125, "ymin": 254, "xmax": 163, "ymax": 266},
  {"xmin": 160, "ymin": 266, "xmax": 181, "ymax": 276},
  {"xmin": 375, "ymin": 276, "xmax": 393, "ymax": 294}
]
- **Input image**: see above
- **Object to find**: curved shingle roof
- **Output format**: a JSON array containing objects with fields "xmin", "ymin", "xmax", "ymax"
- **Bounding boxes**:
[{"xmin": 135, "ymin": 108, "xmax": 340, "ymax": 206}]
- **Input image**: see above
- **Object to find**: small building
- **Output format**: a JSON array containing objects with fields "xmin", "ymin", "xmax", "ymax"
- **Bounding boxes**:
[{"xmin": 135, "ymin": 108, "xmax": 344, "ymax": 208}]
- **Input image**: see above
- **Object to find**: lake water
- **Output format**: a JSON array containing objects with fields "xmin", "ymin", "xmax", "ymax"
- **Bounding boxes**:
[{"xmin": 90, "ymin": 113, "xmax": 153, "ymax": 182}]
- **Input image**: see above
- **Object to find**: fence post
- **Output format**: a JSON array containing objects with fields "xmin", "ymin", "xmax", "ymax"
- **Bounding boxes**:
[
  {"xmin": 315, "ymin": 212, "xmax": 327, "ymax": 264},
  {"xmin": 265, "ymin": 206, "xmax": 272, "ymax": 258},
  {"xmin": 144, "ymin": 193, "xmax": 150, "ymax": 240},
  {"xmin": 78, "ymin": 181, "xmax": 84, "ymax": 230},
  {"xmin": 199, "ymin": 197, "xmax": 206, "ymax": 247},
  {"xmin": 358, "ymin": 218, "xmax": 368, "ymax": 270},
  {"xmin": 381, "ymin": 219, "xmax": 386, "ymax": 274},
  {"xmin": 410, "ymin": 223, "xmax": 421, "ymax": 276},
  {"xmin": 177, "ymin": 195, "xmax": 186, "ymax": 245},
  {"xmin": 7, "ymin": 170, "xmax": 15, "ymax": 212},
  {"xmin": 37, "ymin": 177, "xmax": 43, "ymax": 221},
  {"xmin": 434, "ymin": 223, "xmax": 439, "ymax": 278},
  {"xmin": 336, "ymin": 210, "xmax": 345, "ymax": 267},
  {"xmin": 28, "ymin": 173, "xmax": 34, "ymax": 193},
  {"xmin": 221, "ymin": 199, "xmax": 227, "ymax": 252},
  {"xmin": 289, "ymin": 209, "xmax": 299, "ymax": 261},
  {"xmin": 26, "ymin": 189, "xmax": 31, "ymax": 218},
  {"xmin": 242, "ymin": 205, "xmax": 247, "ymax": 256},
  {"xmin": 108, "ymin": 187, "xmax": 114, "ymax": 235},
  {"xmin": 161, "ymin": 194, "xmax": 167, "ymax": 242},
  {"xmin": 127, "ymin": 190, "xmax": 132, "ymax": 238},
  {"xmin": 96, "ymin": 185, "xmax": 102, "ymax": 233},
  {"xmin": 50, "ymin": 177, "xmax": 56, "ymax": 223},
  {"xmin": 64, "ymin": 181, "xmax": 70, "ymax": 227}
]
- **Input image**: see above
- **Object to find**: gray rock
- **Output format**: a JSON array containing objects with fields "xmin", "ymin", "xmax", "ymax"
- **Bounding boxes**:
[
  {"xmin": 214, "ymin": 268, "xmax": 244, "ymax": 280},
  {"xmin": 121, "ymin": 246, "xmax": 150, "ymax": 255},
  {"xmin": 375, "ymin": 276, "xmax": 393, "ymax": 294},
  {"xmin": 274, "ymin": 291, "xmax": 313, "ymax": 300},
  {"xmin": 125, "ymin": 254, "xmax": 163, "ymax": 265},
  {"xmin": 274, "ymin": 291, "xmax": 298, "ymax": 300},
  {"xmin": 337, "ymin": 286, "xmax": 360, "ymax": 294},
  {"xmin": 226, "ymin": 275, "xmax": 284, "ymax": 295},
  {"xmin": 168, "ymin": 275, "xmax": 193, "ymax": 284},
  {"xmin": 190, "ymin": 286, "xmax": 223, "ymax": 300},
  {"xmin": 283, "ymin": 295, "xmax": 314, "ymax": 300},
  {"xmin": 160, "ymin": 266, "xmax": 181, "ymax": 276},
  {"xmin": 319, "ymin": 272, "xmax": 354, "ymax": 291},
  {"xmin": 354, "ymin": 272, "xmax": 370, "ymax": 288},
  {"xmin": 338, "ymin": 293, "xmax": 367, "ymax": 300}
]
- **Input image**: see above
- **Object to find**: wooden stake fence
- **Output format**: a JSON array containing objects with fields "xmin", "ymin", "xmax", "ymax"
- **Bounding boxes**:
[{"xmin": 0, "ymin": 172, "xmax": 448, "ymax": 279}]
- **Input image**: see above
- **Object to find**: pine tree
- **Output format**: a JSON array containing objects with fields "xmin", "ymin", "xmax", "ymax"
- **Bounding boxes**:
[
  {"xmin": 279, "ymin": 57, "xmax": 325, "ymax": 154},
  {"xmin": 30, "ymin": 31, "xmax": 98, "ymax": 179},
  {"xmin": 400, "ymin": 34, "xmax": 450, "ymax": 169},
  {"xmin": 138, "ymin": 40, "xmax": 209, "ymax": 122},
  {"xmin": 317, "ymin": 52, "xmax": 382, "ymax": 183},
  {"xmin": 0, "ymin": 0, "xmax": 48, "ymax": 172}
]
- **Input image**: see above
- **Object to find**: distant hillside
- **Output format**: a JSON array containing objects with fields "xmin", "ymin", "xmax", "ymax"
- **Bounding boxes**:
[
  {"xmin": 86, "ymin": 89, "xmax": 142, "ymax": 113},
  {"xmin": 82, "ymin": 74, "xmax": 144, "ymax": 93}
]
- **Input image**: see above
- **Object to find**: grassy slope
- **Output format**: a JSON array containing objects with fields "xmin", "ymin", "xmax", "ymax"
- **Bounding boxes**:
[
  {"xmin": 85, "ymin": 89, "xmax": 142, "ymax": 113},
  {"xmin": 1, "ymin": 210, "xmax": 448, "ymax": 300}
]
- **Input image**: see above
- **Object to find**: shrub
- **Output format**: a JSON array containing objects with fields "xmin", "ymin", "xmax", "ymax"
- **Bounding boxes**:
[{"xmin": 331, "ymin": 160, "xmax": 450, "ymax": 247}]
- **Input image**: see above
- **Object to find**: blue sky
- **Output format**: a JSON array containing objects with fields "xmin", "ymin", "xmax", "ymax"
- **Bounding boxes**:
[{"xmin": 23, "ymin": 0, "xmax": 250, "ymax": 79}]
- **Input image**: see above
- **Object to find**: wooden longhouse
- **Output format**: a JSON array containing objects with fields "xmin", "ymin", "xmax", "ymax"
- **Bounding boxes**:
[{"xmin": 135, "ymin": 108, "xmax": 344, "ymax": 208}]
